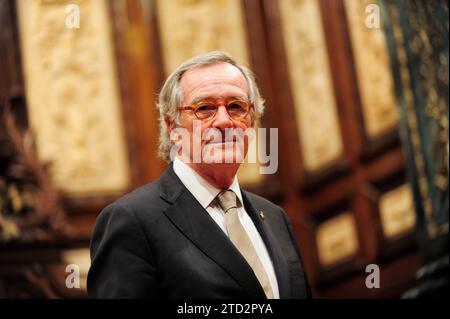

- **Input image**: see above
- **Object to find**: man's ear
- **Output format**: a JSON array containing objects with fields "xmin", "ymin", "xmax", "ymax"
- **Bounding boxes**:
[{"xmin": 164, "ymin": 115, "xmax": 175, "ymax": 135}]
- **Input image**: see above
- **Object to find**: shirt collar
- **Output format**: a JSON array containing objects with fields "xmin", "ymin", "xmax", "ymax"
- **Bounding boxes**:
[{"xmin": 173, "ymin": 156, "xmax": 243, "ymax": 209}]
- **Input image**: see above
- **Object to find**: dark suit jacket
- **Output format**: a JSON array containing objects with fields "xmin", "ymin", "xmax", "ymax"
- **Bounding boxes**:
[{"xmin": 87, "ymin": 165, "xmax": 311, "ymax": 298}]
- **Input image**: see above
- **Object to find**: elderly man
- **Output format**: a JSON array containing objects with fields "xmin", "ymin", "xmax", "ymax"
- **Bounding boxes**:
[{"xmin": 87, "ymin": 51, "xmax": 311, "ymax": 299}]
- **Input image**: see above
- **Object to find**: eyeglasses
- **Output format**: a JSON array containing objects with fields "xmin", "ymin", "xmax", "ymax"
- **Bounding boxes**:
[{"xmin": 178, "ymin": 98, "xmax": 253, "ymax": 121}]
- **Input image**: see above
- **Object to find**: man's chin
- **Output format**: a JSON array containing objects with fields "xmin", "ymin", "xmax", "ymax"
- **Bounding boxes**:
[
  {"xmin": 199, "ymin": 157, "xmax": 243, "ymax": 166},
  {"xmin": 202, "ymin": 150, "xmax": 245, "ymax": 164}
]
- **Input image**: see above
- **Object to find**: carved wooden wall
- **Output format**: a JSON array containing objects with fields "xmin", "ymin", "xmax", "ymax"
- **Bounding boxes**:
[
  {"xmin": 0, "ymin": 0, "xmax": 88, "ymax": 298},
  {"xmin": 1, "ymin": 0, "xmax": 435, "ymax": 298}
]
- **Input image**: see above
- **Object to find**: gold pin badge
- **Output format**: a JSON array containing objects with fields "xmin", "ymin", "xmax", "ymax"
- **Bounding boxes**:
[{"xmin": 259, "ymin": 211, "xmax": 265, "ymax": 220}]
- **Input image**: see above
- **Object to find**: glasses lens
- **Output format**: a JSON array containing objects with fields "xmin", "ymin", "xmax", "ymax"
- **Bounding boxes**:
[
  {"xmin": 194, "ymin": 103, "xmax": 217, "ymax": 119},
  {"xmin": 227, "ymin": 100, "xmax": 249, "ymax": 118},
  {"xmin": 192, "ymin": 100, "xmax": 251, "ymax": 120}
]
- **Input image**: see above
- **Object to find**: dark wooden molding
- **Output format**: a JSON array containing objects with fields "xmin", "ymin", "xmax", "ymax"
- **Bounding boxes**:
[
  {"xmin": 300, "ymin": 157, "xmax": 352, "ymax": 194},
  {"xmin": 109, "ymin": 0, "xmax": 166, "ymax": 189},
  {"xmin": 261, "ymin": 0, "xmax": 305, "ymax": 191}
]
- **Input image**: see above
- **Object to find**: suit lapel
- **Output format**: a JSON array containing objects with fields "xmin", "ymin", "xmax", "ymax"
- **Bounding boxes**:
[
  {"xmin": 241, "ymin": 190, "xmax": 291, "ymax": 299},
  {"xmin": 159, "ymin": 165, "xmax": 266, "ymax": 299}
]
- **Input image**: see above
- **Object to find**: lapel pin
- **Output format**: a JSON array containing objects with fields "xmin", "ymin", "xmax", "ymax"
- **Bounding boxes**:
[{"xmin": 259, "ymin": 211, "xmax": 265, "ymax": 220}]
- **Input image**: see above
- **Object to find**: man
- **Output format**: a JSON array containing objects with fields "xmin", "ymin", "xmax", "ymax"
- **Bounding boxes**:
[{"xmin": 87, "ymin": 51, "xmax": 311, "ymax": 298}]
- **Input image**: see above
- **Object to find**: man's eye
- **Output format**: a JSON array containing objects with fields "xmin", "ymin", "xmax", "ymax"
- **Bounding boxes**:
[
  {"xmin": 196, "ymin": 104, "xmax": 216, "ymax": 112},
  {"xmin": 228, "ymin": 102, "xmax": 245, "ymax": 110}
]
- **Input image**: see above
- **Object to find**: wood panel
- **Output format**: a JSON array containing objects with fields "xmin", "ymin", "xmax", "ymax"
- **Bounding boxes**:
[
  {"xmin": 260, "ymin": 0, "xmax": 419, "ymax": 297},
  {"xmin": 17, "ymin": 0, "xmax": 131, "ymax": 197}
]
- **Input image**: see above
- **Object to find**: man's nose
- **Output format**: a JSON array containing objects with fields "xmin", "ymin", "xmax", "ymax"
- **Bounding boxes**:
[{"xmin": 211, "ymin": 106, "xmax": 233, "ymax": 129}]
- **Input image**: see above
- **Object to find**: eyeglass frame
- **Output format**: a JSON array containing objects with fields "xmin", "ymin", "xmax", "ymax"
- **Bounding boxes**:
[{"xmin": 178, "ymin": 97, "xmax": 254, "ymax": 121}]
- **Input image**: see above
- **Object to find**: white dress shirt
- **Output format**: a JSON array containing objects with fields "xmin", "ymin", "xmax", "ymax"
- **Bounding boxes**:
[{"xmin": 173, "ymin": 157, "xmax": 280, "ymax": 298}]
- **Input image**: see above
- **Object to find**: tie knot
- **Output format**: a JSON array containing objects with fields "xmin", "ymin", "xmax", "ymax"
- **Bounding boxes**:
[{"xmin": 217, "ymin": 190, "xmax": 237, "ymax": 213}]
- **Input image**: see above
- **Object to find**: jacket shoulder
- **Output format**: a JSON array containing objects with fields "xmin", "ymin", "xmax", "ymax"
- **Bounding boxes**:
[
  {"xmin": 99, "ymin": 179, "xmax": 167, "ymax": 222},
  {"xmin": 114, "ymin": 181, "xmax": 160, "ymax": 207}
]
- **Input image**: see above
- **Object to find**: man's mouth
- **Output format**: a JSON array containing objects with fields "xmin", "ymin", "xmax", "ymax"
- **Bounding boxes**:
[
  {"xmin": 206, "ymin": 137, "xmax": 237, "ymax": 145},
  {"xmin": 208, "ymin": 140, "xmax": 235, "ymax": 145}
]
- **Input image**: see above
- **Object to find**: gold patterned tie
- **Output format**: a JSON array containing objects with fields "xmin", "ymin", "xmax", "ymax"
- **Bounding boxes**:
[{"xmin": 216, "ymin": 190, "xmax": 274, "ymax": 299}]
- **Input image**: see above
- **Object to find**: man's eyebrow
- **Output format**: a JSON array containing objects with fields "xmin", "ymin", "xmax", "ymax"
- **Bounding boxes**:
[
  {"xmin": 191, "ymin": 96, "xmax": 213, "ymax": 104},
  {"xmin": 190, "ymin": 95, "xmax": 248, "ymax": 104}
]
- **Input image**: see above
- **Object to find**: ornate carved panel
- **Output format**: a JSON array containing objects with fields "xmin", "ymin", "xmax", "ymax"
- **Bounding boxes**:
[
  {"xmin": 155, "ymin": 0, "xmax": 250, "ymax": 74},
  {"xmin": 278, "ymin": 0, "xmax": 344, "ymax": 173},
  {"xmin": 344, "ymin": 0, "xmax": 399, "ymax": 139},
  {"xmin": 315, "ymin": 212, "xmax": 359, "ymax": 267},
  {"xmin": 379, "ymin": 183, "xmax": 416, "ymax": 239},
  {"xmin": 17, "ymin": 0, "xmax": 130, "ymax": 197}
]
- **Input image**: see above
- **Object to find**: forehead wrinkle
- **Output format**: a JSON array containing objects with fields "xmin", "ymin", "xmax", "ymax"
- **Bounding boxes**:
[
  {"xmin": 180, "ymin": 63, "xmax": 249, "ymax": 104},
  {"xmin": 190, "ymin": 81, "xmax": 247, "ymax": 95},
  {"xmin": 183, "ymin": 77, "xmax": 248, "ymax": 95}
]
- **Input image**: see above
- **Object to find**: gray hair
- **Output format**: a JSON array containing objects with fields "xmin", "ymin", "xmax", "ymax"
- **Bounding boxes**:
[{"xmin": 156, "ymin": 51, "xmax": 265, "ymax": 162}]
